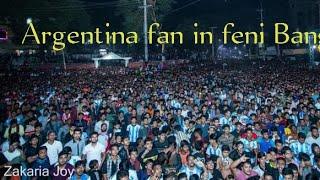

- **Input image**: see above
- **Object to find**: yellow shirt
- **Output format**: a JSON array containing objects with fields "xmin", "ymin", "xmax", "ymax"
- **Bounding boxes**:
[{"xmin": 4, "ymin": 125, "xmax": 25, "ymax": 139}]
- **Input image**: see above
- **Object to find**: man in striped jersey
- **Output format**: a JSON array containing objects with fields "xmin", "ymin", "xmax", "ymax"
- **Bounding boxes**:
[
  {"xmin": 289, "ymin": 132, "xmax": 312, "ymax": 161},
  {"xmin": 126, "ymin": 117, "xmax": 141, "ymax": 147}
]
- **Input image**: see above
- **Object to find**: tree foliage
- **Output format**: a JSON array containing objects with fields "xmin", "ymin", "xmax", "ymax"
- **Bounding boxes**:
[{"xmin": 116, "ymin": 0, "xmax": 176, "ymax": 33}]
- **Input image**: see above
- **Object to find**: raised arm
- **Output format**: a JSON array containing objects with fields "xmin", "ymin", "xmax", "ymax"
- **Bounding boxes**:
[{"xmin": 230, "ymin": 155, "xmax": 248, "ymax": 176}]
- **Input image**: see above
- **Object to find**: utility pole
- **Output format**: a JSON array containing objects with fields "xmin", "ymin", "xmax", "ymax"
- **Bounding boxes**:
[
  {"xmin": 209, "ymin": 26, "xmax": 217, "ymax": 62},
  {"xmin": 143, "ymin": 0, "xmax": 149, "ymax": 61},
  {"xmin": 257, "ymin": 0, "xmax": 266, "ymax": 61}
]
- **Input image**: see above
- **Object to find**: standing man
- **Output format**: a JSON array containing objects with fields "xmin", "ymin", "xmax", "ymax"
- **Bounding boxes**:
[
  {"xmin": 82, "ymin": 132, "xmax": 106, "ymax": 169},
  {"xmin": 65, "ymin": 128, "xmax": 85, "ymax": 159},
  {"xmin": 127, "ymin": 117, "xmax": 141, "ymax": 146},
  {"xmin": 42, "ymin": 131, "xmax": 63, "ymax": 165}
]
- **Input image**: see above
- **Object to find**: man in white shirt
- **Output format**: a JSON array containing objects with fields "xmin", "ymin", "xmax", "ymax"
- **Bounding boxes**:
[
  {"xmin": 82, "ymin": 132, "xmax": 106, "ymax": 169},
  {"xmin": 94, "ymin": 114, "xmax": 109, "ymax": 133},
  {"xmin": 98, "ymin": 123, "xmax": 109, "ymax": 148},
  {"xmin": 181, "ymin": 104, "xmax": 190, "ymax": 118},
  {"xmin": 3, "ymin": 140, "xmax": 22, "ymax": 163},
  {"xmin": 306, "ymin": 126, "xmax": 320, "ymax": 146},
  {"xmin": 42, "ymin": 131, "xmax": 63, "ymax": 165}
]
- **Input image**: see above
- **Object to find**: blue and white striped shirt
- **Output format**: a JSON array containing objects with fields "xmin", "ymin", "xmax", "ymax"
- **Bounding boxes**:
[
  {"xmin": 219, "ymin": 116, "xmax": 231, "ymax": 125},
  {"xmin": 179, "ymin": 165, "xmax": 202, "ymax": 179},
  {"xmin": 290, "ymin": 142, "xmax": 312, "ymax": 156},
  {"xmin": 206, "ymin": 145, "xmax": 222, "ymax": 157},
  {"xmin": 127, "ymin": 124, "xmax": 141, "ymax": 143},
  {"xmin": 241, "ymin": 138, "xmax": 258, "ymax": 152}
]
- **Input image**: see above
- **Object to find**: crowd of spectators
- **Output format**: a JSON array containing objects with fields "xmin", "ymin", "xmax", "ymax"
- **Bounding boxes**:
[{"xmin": 0, "ymin": 60, "xmax": 319, "ymax": 180}]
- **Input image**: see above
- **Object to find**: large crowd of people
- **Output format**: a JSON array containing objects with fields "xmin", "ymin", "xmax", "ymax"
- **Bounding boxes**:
[{"xmin": 0, "ymin": 60, "xmax": 319, "ymax": 180}]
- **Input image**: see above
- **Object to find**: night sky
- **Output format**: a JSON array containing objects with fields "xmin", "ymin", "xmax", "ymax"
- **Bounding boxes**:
[{"xmin": 86, "ymin": 0, "xmax": 290, "ymax": 33}]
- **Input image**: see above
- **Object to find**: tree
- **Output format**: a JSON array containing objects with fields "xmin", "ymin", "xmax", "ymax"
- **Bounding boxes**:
[
  {"xmin": 116, "ymin": 0, "xmax": 175, "ymax": 33},
  {"xmin": 116, "ymin": 0, "xmax": 175, "ymax": 56}
]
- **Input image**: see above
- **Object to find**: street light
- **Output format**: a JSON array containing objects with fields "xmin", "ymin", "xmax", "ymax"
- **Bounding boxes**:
[{"xmin": 26, "ymin": 18, "xmax": 32, "ymax": 24}]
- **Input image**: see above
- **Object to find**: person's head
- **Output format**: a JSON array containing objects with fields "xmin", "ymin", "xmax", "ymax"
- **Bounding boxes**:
[
  {"xmin": 9, "ymin": 139, "xmax": 19, "ymax": 152},
  {"xmin": 225, "ymin": 110, "xmax": 231, "ymax": 117},
  {"xmin": 236, "ymin": 141, "xmax": 244, "ymax": 154},
  {"xmin": 275, "ymin": 140, "xmax": 283, "ymax": 152},
  {"xmin": 222, "ymin": 124, "xmax": 230, "ymax": 134},
  {"xmin": 221, "ymin": 145, "xmax": 230, "ymax": 158},
  {"xmin": 225, "ymin": 174, "xmax": 235, "ymax": 180},
  {"xmin": 193, "ymin": 141, "xmax": 203, "ymax": 152},
  {"xmin": 299, "ymin": 153, "xmax": 311, "ymax": 167},
  {"xmin": 29, "ymin": 134, "xmax": 39, "ymax": 146},
  {"xmin": 177, "ymin": 173, "xmax": 188, "ymax": 180},
  {"xmin": 114, "ymin": 122, "xmax": 121, "ymax": 129},
  {"xmin": 312, "ymin": 143, "xmax": 320, "ymax": 155},
  {"xmin": 257, "ymin": 152, "xmax": 266, "ymax": 166},
  {"xmin": 299, "ymin": 118, "xmax": 306, "ymax": 126},
  {"xmin": 144, "ymin": 159, "xmax": 153, "ymax": 170},
  {"xmin": 261, "ymin": 129, "xmax": 269, "ymax": 139},
  {"xmin": 144, "ymin": 137, "xmax": 153, "ymax": 150},
  {"xmin": 131, "ymin": 117, "xmax": 137, "ymax": 125},
  {"xmin": 122, "ymin": 136, "xmax": 130, "ymax": 146},
  {"xmin": 152, "ymin": 162, "xmax": 162, "ymax": 177},
  {"xmin": 101, "ymin": 123, "xmax": 108, "ymax": 132},
  {"xmin": 73, "ymin": 128, "xmax": 82, "ymax": 140},
  {"xmin": 35, "ymin": 122, "xmax": 42, "ymax": 132},
  {"xmin": 263, "ymin": 172, "xmax": 273, "ymax": 180},
  {"xmin": 78, "ymin": 112, "xmax": 84, "ymax": 120},
  {"xmin": 74, "ymin": 160, "xmax": 86, "ymax": 177},
  {"xmin": 58, "ymin": 151, "xmax": 68, "ymax": 166},
  {"xmin": 205, "ymin": 158, "xmax": 215, "ymax": 171},
  {"xmin": 189, "ymin": 174, "xmax": 200, "ymax": 180},
  {"xmin": 268, "ymin": 148, "xmax": 277, "ymax": 162},
  {"xmin": 100, "ymin": 114, "xmax": 106, "ymax": 121},
  {"xmin": 159, "ymin": 130, "xmax": 167, "ymax": 141},
  {"xmin": 180, "ymin": 140, "xmax": 190, "ymax": 153},
  {"xmin": 47, "ymin": 131, "xmax": 56, "ymax": 142},
  {"xmin": 115, "ymin": 134, "xmax": 122, "ymax": 144},
  {"xmin": 89, "ymin": 160, "xmax": 99, "ymax": 170},
  {"xmin": 241, "ymin": 161, "xmax": 252, "ymax": 175},
  {"xmin": 311, "ymin": 126, "xmax": 319, "ymax": 138},
  {"xmin": 117, "ymin": 170, "xmax": 129, "ymax": 180},
  {"xmin": 213, "ymin": 118, "xmax": 219, "ymax": 127},
  {"xmin": 298, "ymin": 132, "xmax": 306, "ymax": 144},
  {"xmin": 110, "ymin": 144, "xmax": 119, "ymax": 156},
  {"xmin": 287, "ymin": 163, "xmax": 299, "ymax": 180},
  {"xmin": 38, "ymin": 146, "xmax": 47, "ymax": 159},
  {"xmin": 246, "ymin": 128, "xmax": 253, "ymax": 139},
  {"xmin": 282, "ymin": 168, "xmax": 294, "ymax": 180},
  {"xmin": 90, "ymin": 132, "xmax": 99, "ymax": 143},
  {"xmin": 282, "ymin": 146, "xmax": 293, "ymax": 160},
  {"xmin": 50, "ymin": 113, "xmax": 57, "ymax": 121},
  {"xmin": 276, "ymin": 157, "xmax": 286, "ymax": 172},
  {"xmin": 129, "ymin": 148, "xmax": 138, "ymax": 161},
  {"xmin": 209, "ymin": 134, "xmax": 218, "ymax": 145},
  {"xmin": 187, "ymin": 155, "xmax": 196, "ymax": 167}
]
